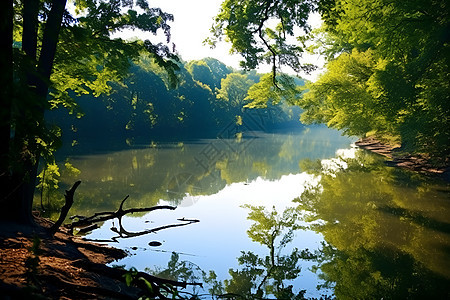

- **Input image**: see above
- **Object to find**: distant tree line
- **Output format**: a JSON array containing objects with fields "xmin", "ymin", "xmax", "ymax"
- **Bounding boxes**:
[{"xmin": 47, "ymin": 57, "xmax": 304, "ymax": 150}]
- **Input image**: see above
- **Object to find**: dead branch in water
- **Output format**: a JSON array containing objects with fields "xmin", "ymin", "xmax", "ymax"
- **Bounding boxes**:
[
  {"xmin": 68, "ymin": 195, "xmax": 177, "ymax": 229},
  {"xmin": 82, "ymin": 217, "xmax": 200, "ymax": 243},
  {"xmin": 67, "ymin": 195, "xmax": 199, "ymax": 242}
]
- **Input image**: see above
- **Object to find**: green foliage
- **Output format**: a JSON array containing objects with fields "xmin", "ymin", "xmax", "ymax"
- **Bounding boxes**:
[
  {"xmin": 63, "ymin": 161, "xmax": 81, "ymax": 177},
  {"xmin": 35, "ymin": 160, "xmax": 83, "ymax": 220},
  {"xmin": 208, "ymin": 0, "xmax": 316, "ymax": 74},
  {"xmin": 47, "ymin": 57, "xmax": 303, "ymax": 144},
  {"xmin": 186, "ymin": 58, "xmax": 231, "ymax": 92},
  {"xmin": 301, "ymin": 0, "xmax": 450, "ymax": 160},
  {"xmin": 244, "ymin": 73, "xmax": 304, "ymax": 108},
  {"xmin": 5, "ymin": 0, "xmax": 180, "ymax": 197},
  {"xmin": 216, "ymin": 73, "xmax": 254, "ymax": 107},
  {"xmin": 37, "ymin": 162, "xmax": 60, "ymax": 192},
  {"xmin": 299, "ymin": 49, "xmax": 397, "ymax": 137},
  {"xmin": 210, "ymin": 0, "xmax": 449, "ymax": 161},
  {"xmin": 49, "ymin": 0, "xmax": 180, "ymax": 114}
]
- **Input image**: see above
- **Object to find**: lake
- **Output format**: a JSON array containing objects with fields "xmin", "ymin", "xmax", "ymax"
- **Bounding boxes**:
[{"xmin": 38, "ymin": 125, "xmax": 450, "ymax": 299}]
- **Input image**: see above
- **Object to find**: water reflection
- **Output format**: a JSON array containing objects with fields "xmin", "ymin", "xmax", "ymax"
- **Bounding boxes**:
[
  {"xmin": 223, "ymin": 205, "xmax": 313, "ymax": 299},
  {"xmin": 296, "ymin": 149, "xmax": 450, "ymax": 298},
  {"xmin": 34, "ymin": 127, "xmax": 450, "ymax": 298},
  {"xmin": 139, "ymin": 147, "xmax": 450, "ymax": 299},
  {"xmin": 45, "ymin": 126, "xmax": 351, "ymax": 217}
]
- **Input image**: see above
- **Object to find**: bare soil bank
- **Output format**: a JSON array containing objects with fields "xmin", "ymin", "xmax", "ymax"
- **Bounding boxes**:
[
  {"xmin": 355, "ymin": 136, "xmax": 449, "ymax": 181},
  {"xmin": 0, "ymin": 217, "xmax": 142, "ymax": 299}
]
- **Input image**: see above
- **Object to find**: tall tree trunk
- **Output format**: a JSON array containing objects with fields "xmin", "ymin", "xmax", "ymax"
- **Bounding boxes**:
[
  {"xmin": 0, "ymin": 0, "xmax": 42, "ymax": 224},
  {"xmin": 0, "ymin": 0, "xmax": 15, "ymax": 221},
  {"xmin": 22, "ymin": 0, "xmax": 40, "ymax": 84},
  {"xmin": 37, "ymin": 0, "xmax": 67, "ymax": 95},
  {"xmin": 0, "ymin": 0, "xmax": 13, "ymax": 165},
  {"xmin": 0, "ymin": 0, "xmax": 67, "ymax": 224}
]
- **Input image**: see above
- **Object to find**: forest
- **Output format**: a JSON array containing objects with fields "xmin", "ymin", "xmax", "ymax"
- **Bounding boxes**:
[
  {"xmin": 0, "ymin": 0, "xmax": 449, "ymax": 299},
  {"xmin": 47, "ymin": 56, "xmax": 304, "ymax": 151}
]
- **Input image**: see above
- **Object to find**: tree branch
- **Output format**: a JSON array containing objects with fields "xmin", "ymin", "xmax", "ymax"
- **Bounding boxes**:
[
  {"xmin": 256, "ymin": 0, "xmax": 280, "ymax": 89},
  {"xmin": 69, "ymin": 196, "xmax": 177, "ymax": 229},
  {"xmin": 49, "ymin": 180, "xmax": 81, "ymax": 235}
]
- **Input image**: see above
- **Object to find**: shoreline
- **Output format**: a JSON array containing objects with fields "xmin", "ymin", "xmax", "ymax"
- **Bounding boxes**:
[
  {"xmin": 355, "ymin": 136, "xmax": 449, "ymax": 181},
  {"xmin": 0, "ymin": 217, "xmax": 143, "ymax": 299},
  {"xmin": 1, "ymin": 137, "xmax": 448, "ymax": 298},
  {"xmin": 1, "ymin": 215, "xmax": 201, "ymax": 299}
]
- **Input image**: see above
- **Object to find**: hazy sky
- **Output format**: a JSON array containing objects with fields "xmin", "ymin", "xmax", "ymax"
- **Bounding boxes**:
[{"xmin": 119, "ymin": 0, "xmax": 323, "ymax": 80}]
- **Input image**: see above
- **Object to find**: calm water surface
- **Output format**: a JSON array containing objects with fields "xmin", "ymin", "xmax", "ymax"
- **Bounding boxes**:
[{"xmin": 45, "ymin": 126, "xmax": 450, "ymax": 299}]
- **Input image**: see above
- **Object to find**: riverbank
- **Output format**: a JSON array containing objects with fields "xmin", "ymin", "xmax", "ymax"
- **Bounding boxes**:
[
  {"xmin": 0, "ymin": 216, "xmax": 142, "ymax": 299},
  {"xmin": 355, "ymin": 136, "xmax": 449, "ymax": 180}
]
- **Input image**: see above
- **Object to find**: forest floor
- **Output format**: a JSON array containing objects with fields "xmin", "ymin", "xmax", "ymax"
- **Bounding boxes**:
[
  {"xmin": 355, "ymin": 136, "xmax": 449, "ymax": 181},
  {"xmin": 0, "ymin": 216, "xmax": 144, "ymax": 299}
]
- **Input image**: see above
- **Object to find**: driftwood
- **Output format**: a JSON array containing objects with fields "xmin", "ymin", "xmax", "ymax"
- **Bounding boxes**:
[
  {"xmin": 82, "ymin": 217, "xmax": 200, "ymax": 243},
  {"xmin": 69, "ymin": 195, "xmax": 177, "ymax": 228},
  {"xmin": 68, "ymin": 195, "xmax": 199, "ymax": 243},
  {"xmin": 108, "ymin": 216, "xmax": 199, "ymax": 241},
  {"xmin": 70, "ymin": 196, "xmax": 203, "ymax": 298},
  {"xmin": 49, "ymin": 180, "xmax": 81, "ymax": 235}
]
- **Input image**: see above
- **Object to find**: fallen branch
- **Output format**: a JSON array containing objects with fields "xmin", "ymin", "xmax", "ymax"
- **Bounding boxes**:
[
  {"xmin": 68, "ymin": 195, "xmax": 176, "ymax": 229},
  {"xmin": 49, "ymin": 181, "xmax": 81, "ymax": 235},
  {"xmin": 103, "ymin": 217, "xmax": 200, "ymax": 242},
  {"xmin": 67, "ymin": 195, "xmax": 199, "ymax": 242},
  {"xmin": 81, "ymin": 214, "xmax": 199, "ymax": 243}
]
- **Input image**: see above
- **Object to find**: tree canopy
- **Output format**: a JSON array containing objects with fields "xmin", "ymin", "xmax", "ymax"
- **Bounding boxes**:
[
  {"xmin": 207, "ymin": 0, "xmax": 317, "ymax": 76},
  {"xmin": 211, "ymin": 0, "xmax": 450, "ymax": 162},
  {"xmin": 300, "ymin": 0, "xmax": 450, "ymax": 160}
]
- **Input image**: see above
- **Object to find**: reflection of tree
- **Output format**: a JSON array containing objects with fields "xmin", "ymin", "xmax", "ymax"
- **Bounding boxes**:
[
  {"xmin": 145, "ymin": 252, "xmax": 226, "ymax": 299},
  {"xmin": 148, "ymin": 252, "xmax": 207, "ymax": 298},
  {"xmin": 297, "ymin": 150, "xmax": 450, "ymax": 298},
  {"xmin": 316, "ymin": 244, "xmax": 450, "ymax": 300},
  {"xmin": 166, "ymin": 172, "xmax": 202, "ymax": 203},
  {"xmin": 224, "ymin": 205, "xmax": 312, "ymax": 299},
  {"xmin": 138, "ymin": 205, "xmax": 332, "ymax": 299}
]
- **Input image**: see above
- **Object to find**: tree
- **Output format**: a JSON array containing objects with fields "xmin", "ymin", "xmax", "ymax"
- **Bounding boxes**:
[
  {"xmin": 216, "ymin": 73, "xmax": 254, "ymax": 108},
  {"xmin": 301, "ymin": 0, "xmax": 450, "ymax": 160},
  {"xmin": 298, "ymin": 49, "xmax": 396, "ymax": 137},
  {"xmin": 0, "ymin": 0, "xmax": 179, "ymax": 224},
  {"xmin": 185, "ymin": 58, "xmax": 231, "ymax": 92},
  {"xmin": 208, "ymin": 0, "xmax": 317, "ymax": 80},
  {"xmin": 212, "ymin": 0, "xmax": 450, "ymax": 161}
]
